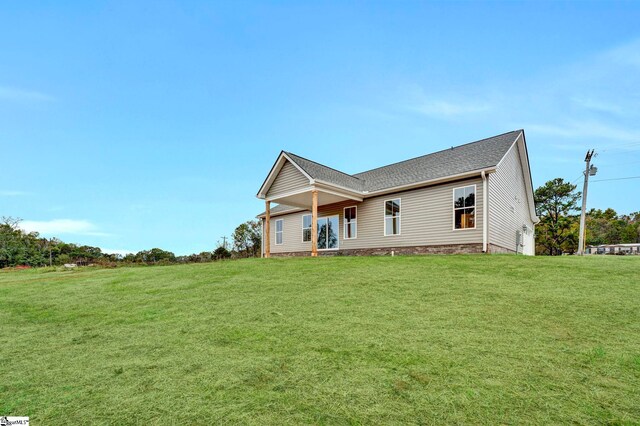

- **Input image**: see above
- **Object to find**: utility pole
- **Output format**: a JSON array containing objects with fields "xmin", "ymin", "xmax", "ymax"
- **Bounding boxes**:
[
  {"xmin": 578, "ymin": 149, "xmax": 597, "ymax": 255},
  {"xmin": 221, "ymin": 236, "xmax": 227, "ymax": 250}
]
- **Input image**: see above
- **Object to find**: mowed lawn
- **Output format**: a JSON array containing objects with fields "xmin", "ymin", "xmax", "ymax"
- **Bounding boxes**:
[{"xmin": 1, "ymin": 256, "xmax": 639, "ymax": 424}]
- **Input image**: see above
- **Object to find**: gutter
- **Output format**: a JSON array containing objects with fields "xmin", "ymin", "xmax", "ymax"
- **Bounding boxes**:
[
  {"xmin": 361, "ymin": 167, "xmax": 497, "ymax": 198},
  {"xmin": 259, "ymin": 165, "xmax": 497, "ymax": 202},
  {"xmin": 256, "ymin": 169, "xmax": 496, "ymax": 219}
]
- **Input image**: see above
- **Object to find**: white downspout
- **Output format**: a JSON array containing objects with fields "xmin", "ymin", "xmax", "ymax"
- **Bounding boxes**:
[{"xmin": 481, "ymin": 171, "xmax": 488, "ymax": 253}]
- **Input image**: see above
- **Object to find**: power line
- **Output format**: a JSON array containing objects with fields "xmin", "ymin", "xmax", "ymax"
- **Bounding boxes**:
[
  {"xmin": 596, "ymin": 158, "xmax": 640, "ymax": 167},
  {"xmin": 616, "ymin": 159, "xmax": 640, "ymax": 166},
  {"xmin": 571, "ymin": 173, "xmax": 584, "ymax": 184},
  {"xmin": 591, "ymin": 175, "xmax": 640, "ymax": 182},
  {"xmin": 599, "ymin": 141, "xmax": 640, "ymax": 153},
  {"xmin": 602, "ymin": 140, "xmax": 640, "ymax": 148}
]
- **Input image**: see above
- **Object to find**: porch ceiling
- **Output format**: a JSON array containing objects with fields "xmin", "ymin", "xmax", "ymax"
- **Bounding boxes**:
[{"xmin": 268, "ymin": 189, "xmax": 360, "ymax": 209}]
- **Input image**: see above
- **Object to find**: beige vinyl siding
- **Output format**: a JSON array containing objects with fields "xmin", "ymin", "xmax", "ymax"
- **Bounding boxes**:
[
  {"xmin": 267, "ymin": 210, "xmax": 313, "ymax": 253},
  {"xmin": 266, "ymin": 161, "xmax": 310, "ymax": 197},
  {"xmin": 488, "ymin": 135, "xmax": 535, "ymax": 253},
  {"xmin": 267, "ymin": 177, "xmax": 483, "ymax": 253}
]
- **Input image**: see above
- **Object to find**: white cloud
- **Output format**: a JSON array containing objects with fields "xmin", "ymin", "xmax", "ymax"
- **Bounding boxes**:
[
  {"xmin": 0, "ymin": 86, "xmax": 54, "ymax": 102},
  {"xmin": 0, "ymin": 190, "xmax": 29, "ymax": 196},
  {"xmin": 523, "ymin": 111, "xmax": 638, "ymax": 147},
  {"xmin": 391, "ymin": 38, "xmax": 640, "ymax": 144},
  {"xmin": 526, "ymin": 121, "xmax": 640, "ymax": 144},
  {"xmin": 411, "ymin": 99, "xmax": 491, "ymax": 118},
  {"xmin": 523, "ymin": 38, "xmax": 640, "ymax": 143},
  {"xmin": 352, "ymin": 106, "xmax": 403, "ymax": 121},
  {"xmin": 570, "ymin": 97, "xmax": 626, "ymax": 116},
  {"xmin": 100, "ymin": 248, "xmax": 135, "ymax": 256},
  {"xmin": 20, "ymin": 219, "xmax": 112, "ymax": 237},
  {"xmin": 605, "ymin": 38, "xmax": 640, "ymax": 68},
  {"xmin": 397, "ymin": 84, "xmax": 493, "ymax": 120}
]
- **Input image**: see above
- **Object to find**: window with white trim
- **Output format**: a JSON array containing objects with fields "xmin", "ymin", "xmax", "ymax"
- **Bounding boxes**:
[
  {"xmin": 275, "ymin": 219, "xmax": 284, "ymax": 245},
  {"xmin": 344, "ymin": 206, "xmax": 357, "ymax": 239},
  {"xmin": 454, "ymin": 185, "xmax": 476, "ymax": 229},
  {"xmin": 317, "ymin": 216, "xmax": 339, "ymax": 250},
  {"xmin": 384, "ymin": 199, "xmax": 401, "ymax": 236},
  {"xmin": 302, "ymin": 214, "xmax": 312, "ymax": 242}
]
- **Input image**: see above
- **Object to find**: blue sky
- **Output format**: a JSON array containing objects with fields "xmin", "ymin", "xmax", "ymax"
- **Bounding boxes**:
[{"xmin": 1, "ymin": 1, "xmax": 639, "ymax": 255}]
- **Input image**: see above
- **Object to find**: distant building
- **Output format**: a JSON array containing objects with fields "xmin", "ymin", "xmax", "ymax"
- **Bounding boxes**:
[{"xmin": 586, "ymin": 243, "xmax": 640, "ymax": 255}]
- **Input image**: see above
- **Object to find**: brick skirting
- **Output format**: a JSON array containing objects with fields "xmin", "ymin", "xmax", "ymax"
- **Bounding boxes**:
[
  {"xmin": 488, "ymin": 243, "xmax": 516, "ymax": 254},
  {"xmin": 269, "ymin": 243, "xmax": 485, "ymax": 257}
]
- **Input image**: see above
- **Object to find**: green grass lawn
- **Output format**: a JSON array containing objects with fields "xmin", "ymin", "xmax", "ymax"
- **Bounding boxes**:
[{"xmin": 1, "ymin": 256, "xmax": 639, "ymax": 424}]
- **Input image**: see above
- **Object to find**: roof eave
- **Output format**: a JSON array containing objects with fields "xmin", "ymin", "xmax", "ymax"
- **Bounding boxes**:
[
  {"xmin": 362, "ymin": 167, "xmax": 497, "ymax": 197},
  {"xmin": 256, "ymin": 206, "xmax": 306, "ymax": 219},
  {"xmin": 257, "ymin": 167, "xmax": 501, "ymax": 218},
  {"xmin": 313, "ymin": 179, "xmax": 364, "ymax": 197}
]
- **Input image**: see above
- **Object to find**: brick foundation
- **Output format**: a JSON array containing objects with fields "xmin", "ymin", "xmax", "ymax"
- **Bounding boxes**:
[
  {"xmin": 269, "ymin": 243, "xmax": 485, "ymax": 257},
  {"xmin": 488, "ymin": 243, "xmax": 516, "ymax": 254}
]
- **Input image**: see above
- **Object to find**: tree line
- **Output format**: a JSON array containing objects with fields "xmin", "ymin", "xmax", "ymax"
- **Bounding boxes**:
[
  {"xmin": 3, "ymin": 179, "xmax": 637, "ymax": 267},
  {"xmin": 0, "ymin": 217, "xmax": 262, "ymax": 268},
  {"xmin": 534, "ymin": 178, "xmax": 639, "ymax": 255}
]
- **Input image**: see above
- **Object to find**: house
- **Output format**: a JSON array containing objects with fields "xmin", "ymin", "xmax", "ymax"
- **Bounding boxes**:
[
  {"xmin": 256, "ymin": 130, "xmax": 539, "ymax": 257},
  {"xmin": 586, "ymin": 243, "xmax": 640, "ymax": 255}
]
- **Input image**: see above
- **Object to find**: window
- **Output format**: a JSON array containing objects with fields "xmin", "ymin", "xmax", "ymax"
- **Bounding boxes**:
[
  {"xmin": 384, "ymin": 199, "xmax": 401, "ymax": 236},
  {"xmin": 454, "ymin": 185, "xmax": 476, "ymax": 229},
  {"xmin": 302, "ymin": 214, "xmax": 312, "ymax": 242},
  {"xmin": 344, "ymin": 207, "xmax": 357, "ymax": 239},
  {"xmin": 317, "ymin": 216, "xmax": 339, "ymax": 250},
  {"xmin": 275, "ymin": 219, "xmax": 283, "ymax": 245}
]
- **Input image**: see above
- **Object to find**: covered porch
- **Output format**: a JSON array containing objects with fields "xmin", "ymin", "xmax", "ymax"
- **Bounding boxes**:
[{"xmin": 263, "ymin": 186, "xmax": 362, "ymax": 257}]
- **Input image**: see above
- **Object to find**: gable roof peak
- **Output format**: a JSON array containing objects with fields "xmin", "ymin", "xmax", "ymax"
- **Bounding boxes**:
[
  {"xmin": 284, "ymin": 151, "xmax": 360, "ymax": 180},
  {"xmin": 283, "ymin": 151, "xmax": 365, "ymax": 191},
  {"xmin": 261, "ymin": 130, "xmax": 525, "ymax": 197}
]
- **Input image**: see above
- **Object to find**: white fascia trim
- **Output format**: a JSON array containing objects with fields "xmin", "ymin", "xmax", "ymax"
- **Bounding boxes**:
[
  {"xmin": 515, "ymin": 134, "xmax": 540, "ymax": 224},
  {"xmin": 282, "ymin": 152, "xmax": 314, "ymax": 181},
  {"xmin": 496, "ymin": 131, "xmax": 521, "ymax": 169},
  {"xmin": 257, "ymin": 152, "xmax": 313, "ymax": 199},
  {"xmin": 313, "ymin": 182, "xmax": 364, "ymax": 201},
  {"xmin": 313, "ymin": 179, "xmax": 364, "ymax": 199},
  {"xmin": 256, "ymin": 207, "xmax": 306, "ymax": 219},
  {"xmin": 265, "ymin": 184, "xmax": 363, "ymax": 204},
  {"xmin": 363, "ymin": 168, "xmax": 496, "ymax": 198},
  {"xmin": 493, "ymin": 131, "xmax": 539, "ymax": 224},
  {"xmin": 265, "ymin": 185, "xmax": 315, "ymax": 202}
]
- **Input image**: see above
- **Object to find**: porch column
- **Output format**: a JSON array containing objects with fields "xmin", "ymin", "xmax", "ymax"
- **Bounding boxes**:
[
  {"xmin": 265, "ymin": 201, "xmax": 271, "ymax": 258},
  {"xmin": 311, "ymin": 190, "xmax": 318, "ymax": 257}
]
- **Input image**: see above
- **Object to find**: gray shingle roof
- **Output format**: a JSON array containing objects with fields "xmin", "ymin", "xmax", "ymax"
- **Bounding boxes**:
[
  {"xmin": 353, "ymin": 130, "xmax": 521, "ymax": 192},
  {"xmin": 286, "ymin": 130, "xmax": 521, "ymax": 193},
  {"xmin": 258, "ymin": 130, "xmax": 522, "ymax": 217},
  {"xmin": 284, "ymin": 152, "xmax": 365, "ymax": 191}
]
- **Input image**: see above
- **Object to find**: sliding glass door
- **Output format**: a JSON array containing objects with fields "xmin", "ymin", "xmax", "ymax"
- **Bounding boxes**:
[{"xmin": 317, "ymin": 216, "xmax": 339, "ymax": 250}]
